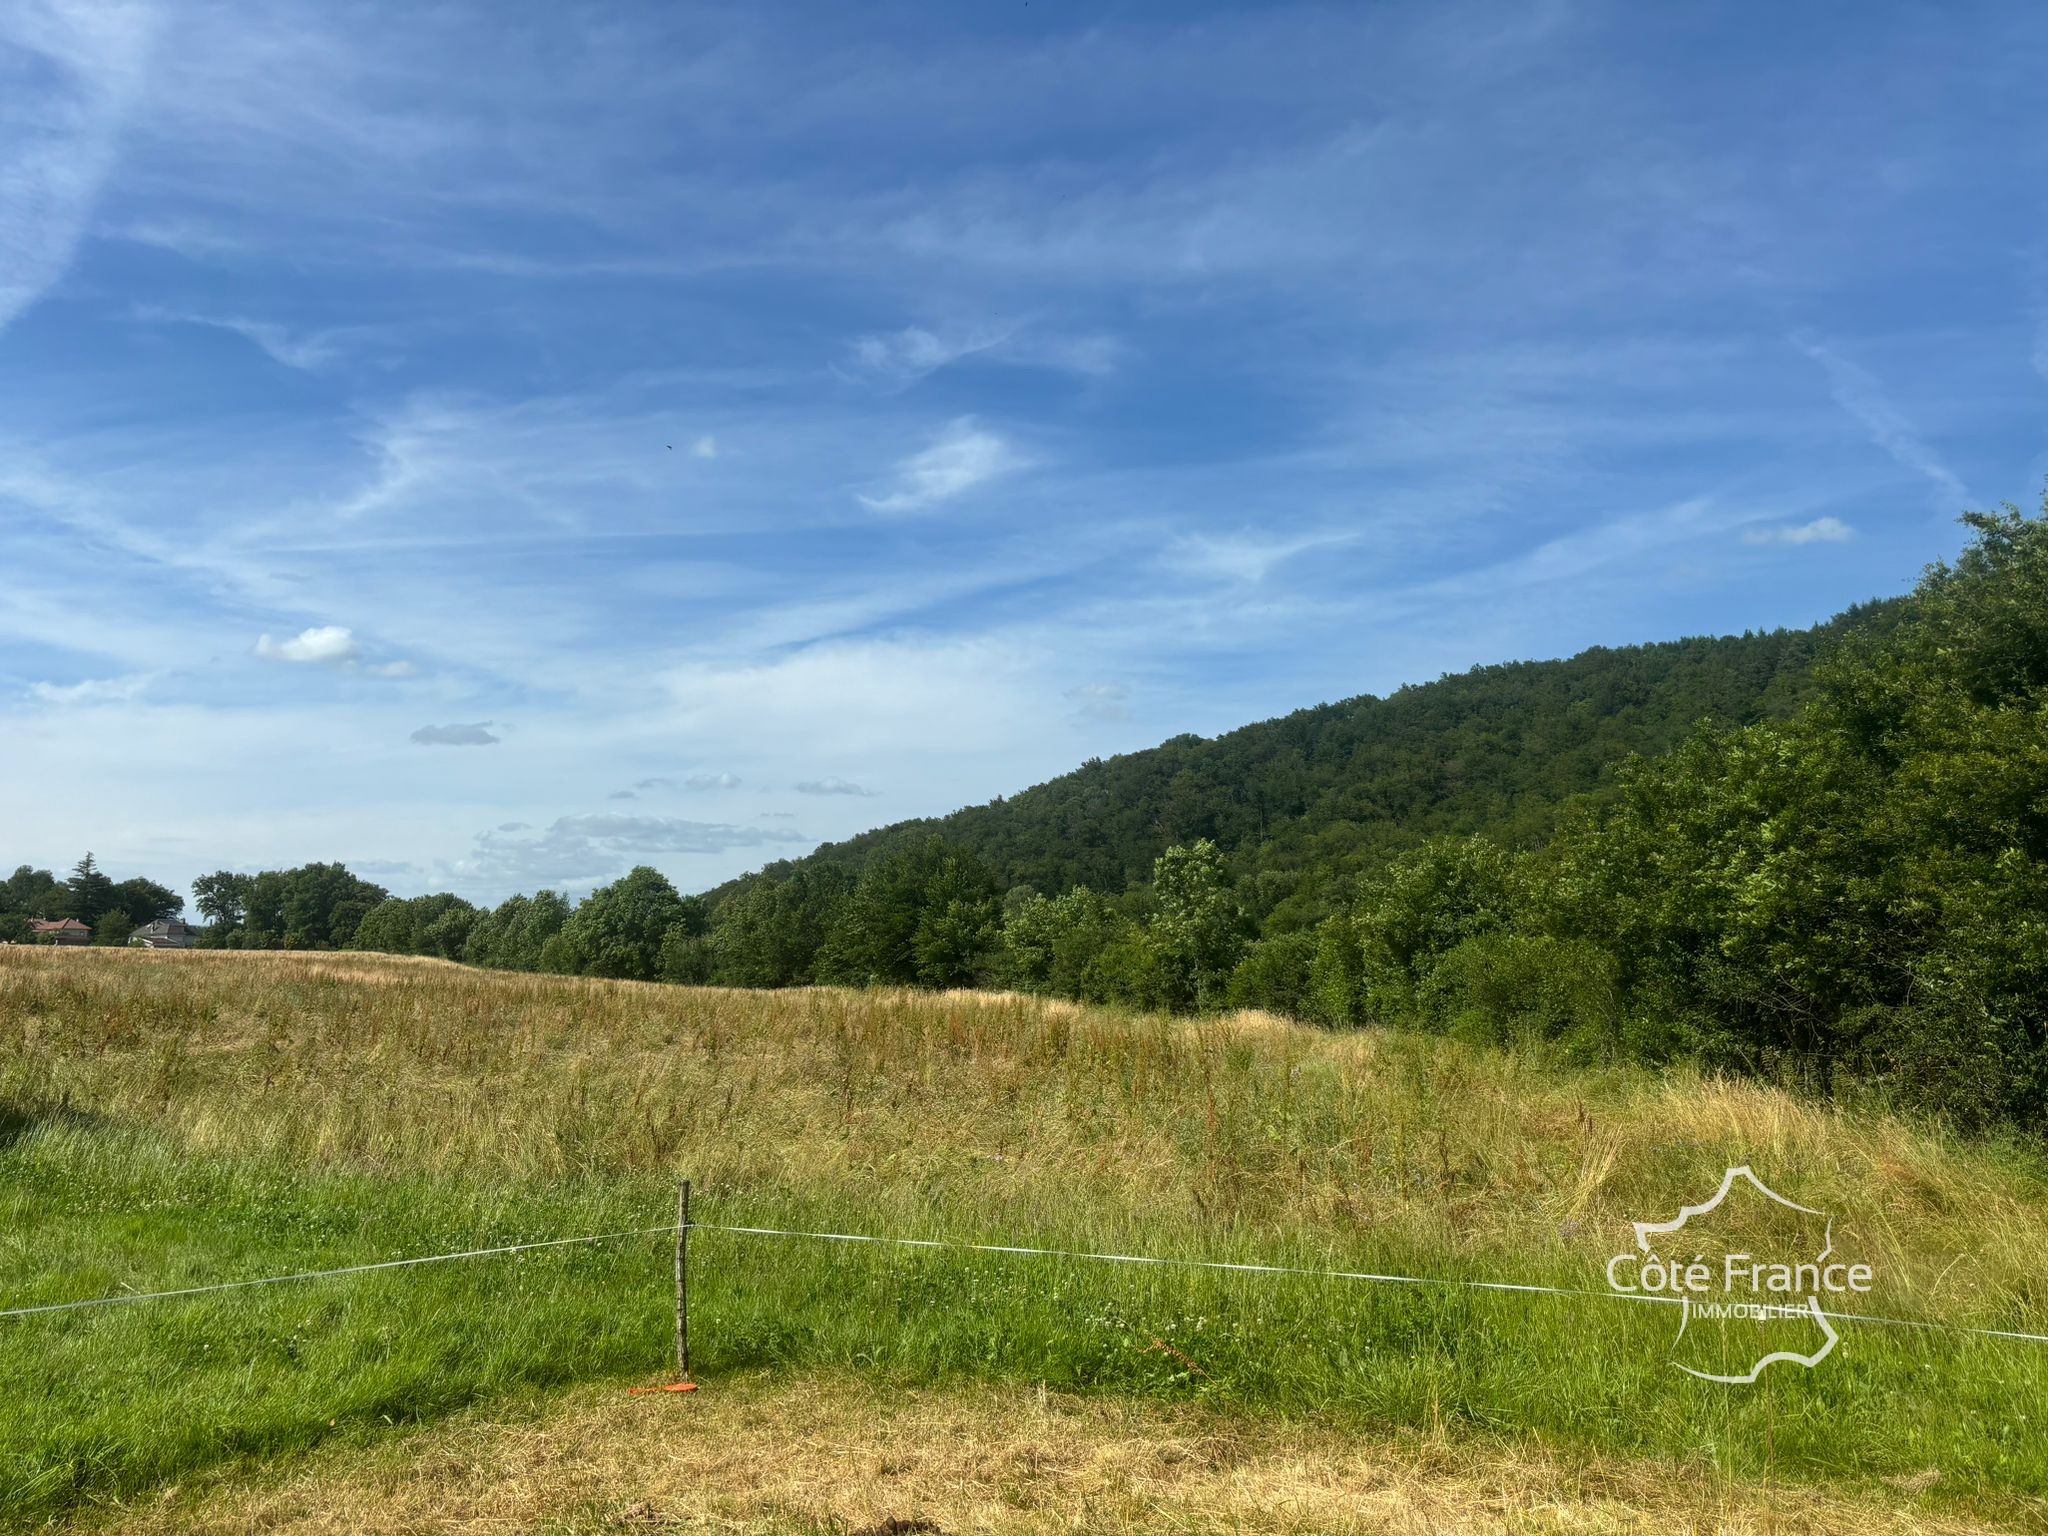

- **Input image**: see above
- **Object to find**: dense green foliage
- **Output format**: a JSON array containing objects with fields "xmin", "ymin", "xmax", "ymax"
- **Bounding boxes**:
[
  {"xmin": 214, "ymin": 863, "xmax": 390, "ymax": 950},
  {"xmin": 1327, "ymin": 505, "xmax": 2048, "ymax": 1125},
  {"xmin": 708, "ymin": 616, "xmax": 1861, "ymax": 933}
]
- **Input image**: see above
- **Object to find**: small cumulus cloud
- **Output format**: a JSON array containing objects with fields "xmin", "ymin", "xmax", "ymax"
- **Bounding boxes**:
[
  {"xmin": 795, "ymin": 776, "xmax": 880, "ymax": 797},
  {"xmin": 253, "ymin": 626, "xmax": 413, "ymax": 673},
  {"xmin": 256, "ymin": 625, "xmax": 357, "ymax": 664},
  {"xmin": 858, "ymin": 417, "xmax": 1026, "ymax": 513},
  {"xmin": 411, "ymin": 721, "xmax": 501, "ymax": 746},
  {"xmin": 28, "ymin": 674, "xmax": 151, "ymax": 705},
  {"xmin": 1066, "ymin": 681, "xmax": 1131, "ymax": 723},
  {"xmin": 691, "ymin": 434, "xmax": 719, "ymax": 459},
  {"xmin": 1742, "ymin": 517, "xmax": 1853, "ymax": 547}
]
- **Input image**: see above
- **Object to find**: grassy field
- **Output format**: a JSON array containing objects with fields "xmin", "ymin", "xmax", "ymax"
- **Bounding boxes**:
[{"xmin": 4, "ymin": 948, "xmax": 2048, "ymax": 1531}]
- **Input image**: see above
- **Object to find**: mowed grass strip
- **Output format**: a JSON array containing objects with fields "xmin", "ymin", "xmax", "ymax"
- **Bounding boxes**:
[
  {"xmin": 77, "ymin": 1370, "xmax": 2015, "ymax": 1536},
  {"xmin": 4, "ymin": 948, "xmax": 2048, "ymax": 1528}
]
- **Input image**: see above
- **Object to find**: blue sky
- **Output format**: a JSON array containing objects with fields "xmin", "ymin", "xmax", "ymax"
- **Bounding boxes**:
[{"xmin": 4, "ymin": 0, "xmax": 2046, "ymax": 904}]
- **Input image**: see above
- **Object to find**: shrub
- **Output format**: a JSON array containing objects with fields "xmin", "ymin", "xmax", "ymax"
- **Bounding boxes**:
[
  {"xmin": 1415, "ymin": 931, "xmax": 1623, "ymax": 1060},
  {"xmin": 1354, "ymin": 835, "xmax": 1523, "ymax": 1020},
  {"xmin": 1226, "ymin": 930, "xmax": 1317, "ymax": 1017}
]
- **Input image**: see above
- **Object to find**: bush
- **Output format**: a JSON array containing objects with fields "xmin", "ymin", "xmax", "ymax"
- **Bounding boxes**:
[
  {"xmin": 999, "ymin": 887, "xmax": 1131, "ymax": 1002},
  {"xmin": 1354, "ymin": 835, "xmax": 1523, "ymax": 1020},
  {"xmin": 1226, "ymin": 930, "xmax": 1317, "ymax": 1017},
  {"xmin": 657, "ymin": 924, "xmax": 715, "ymax": 984},
  {"xmin": 1306, "ymin": 912, "xmax": 1366, "ymax": 1026},
  {"xmin": 1414, "ymin": 931, "xmax": 1623, "ymax": 1060}
]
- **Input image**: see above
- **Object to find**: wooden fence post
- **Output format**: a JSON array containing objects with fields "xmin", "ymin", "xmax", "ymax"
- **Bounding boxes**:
[{"xmin": 675, "ymin": 1178, "xmax": 691, "ymax": 1381}]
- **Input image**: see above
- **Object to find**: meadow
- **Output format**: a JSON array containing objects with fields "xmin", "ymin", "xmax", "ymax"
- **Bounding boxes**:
[{"xmin": 4, "ymin": 947, "xmax": 2048, "ymax": 1531}]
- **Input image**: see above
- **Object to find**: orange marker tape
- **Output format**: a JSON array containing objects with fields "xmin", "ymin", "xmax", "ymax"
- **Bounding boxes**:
[{"xmin": 627, "ymin": 1382, "xmax": 700, "ymax": 1394}]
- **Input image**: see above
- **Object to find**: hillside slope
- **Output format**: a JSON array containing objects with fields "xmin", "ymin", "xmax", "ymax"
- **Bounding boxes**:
[{"xmin": 715, "ymin": 606, "xmax": 1889, "ymax": 925}]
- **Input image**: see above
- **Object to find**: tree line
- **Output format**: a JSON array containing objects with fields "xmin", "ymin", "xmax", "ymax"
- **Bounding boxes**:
[{"xmin": 311, "ymin": 836, "xmax": 1256, "ymax": 1015}]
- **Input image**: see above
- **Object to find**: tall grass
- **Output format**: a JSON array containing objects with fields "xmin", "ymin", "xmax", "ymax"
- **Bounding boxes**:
[{"xmin": 4, "ymin": 948, "xmax": 2047, "ymax": 1527}]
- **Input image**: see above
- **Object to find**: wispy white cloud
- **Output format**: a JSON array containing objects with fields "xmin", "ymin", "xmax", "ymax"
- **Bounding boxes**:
[
  {"xmin": 1792, "ymin": 331, "xmax": 1969, "ymax": 510},
  {"xmin": 1742, "ymin": 516, "xmax": 1852, "ymax": 547},
  {"xmin": 690, "ymin": 434, "xmax": 718, "ymax": 459},
  {"xmin": 844, "ymin": 322, "xmax": 1125, "ymax": 390},
  {"xmin": 133, "ymin": 304, "xmax": 344, "ymax": 370},
  {"xmin": 0, "ymin": 0, "xmax": 156, "ymax": 334},
  {"xmin": 1164, "ymin": 529, "xmax": 1356, "ymax": 584},
  {"xmin": 330, "ymin": 400, "xmax": 469, "ymax": 522},
  {"xmin": 1409, "ymin": 495, "xmax": 1733, "ymax": 604},
  {"xmin": 847, "ymin": 324, "xmax": 1001, "ymax": 385},
  {"xmin": 858, "ymin": 417, "xmax": 1027, "ymax": 512},
  {"xmin": 27, "ymin": 673, "xmax": 152, "ymax": 705}
]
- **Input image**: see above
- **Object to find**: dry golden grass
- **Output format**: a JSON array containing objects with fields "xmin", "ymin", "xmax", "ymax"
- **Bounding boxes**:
[
  {"xmin": 6, "ymin": 945, "xmax": 2036, "ymax": 1321},
  {"xmin": 83, "ymin": 1369, "xmax": 1999, "ymax": 1536}
]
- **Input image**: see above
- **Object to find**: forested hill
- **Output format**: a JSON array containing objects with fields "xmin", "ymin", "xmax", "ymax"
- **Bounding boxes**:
[{"xmin": 712, "ymin": 604, "xmax": 1892, "ymax": 928}]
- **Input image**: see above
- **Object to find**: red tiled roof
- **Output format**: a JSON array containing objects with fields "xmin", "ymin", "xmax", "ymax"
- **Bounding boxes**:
[{"xmin": 30, "ymin": 918, "xmax": 89, "ymax": 932}]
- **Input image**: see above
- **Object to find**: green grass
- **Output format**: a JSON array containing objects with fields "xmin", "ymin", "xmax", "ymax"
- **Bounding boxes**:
[{"xmin": 4, "ymin": 949, "xmax": 2048, "ymax": 1529}]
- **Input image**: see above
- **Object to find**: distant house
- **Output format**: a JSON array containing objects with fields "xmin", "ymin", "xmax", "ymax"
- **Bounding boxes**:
[
  {"xmin": 29, "ymin": 918, "xmax": 90, "ymax": 946},
  {"xmin": 131, "ymin": 918, "xmax": 201, "ymax": 950}
]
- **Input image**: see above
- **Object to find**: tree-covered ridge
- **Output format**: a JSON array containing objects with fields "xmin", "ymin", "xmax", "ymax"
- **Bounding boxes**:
[
  {"xmin": 710, "ymin": 611, "xmax": 1879, "ymax": 929},
  {"xmin": 325, "ymin": 598, "xmax": 1887, "ymax": 1009}
]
